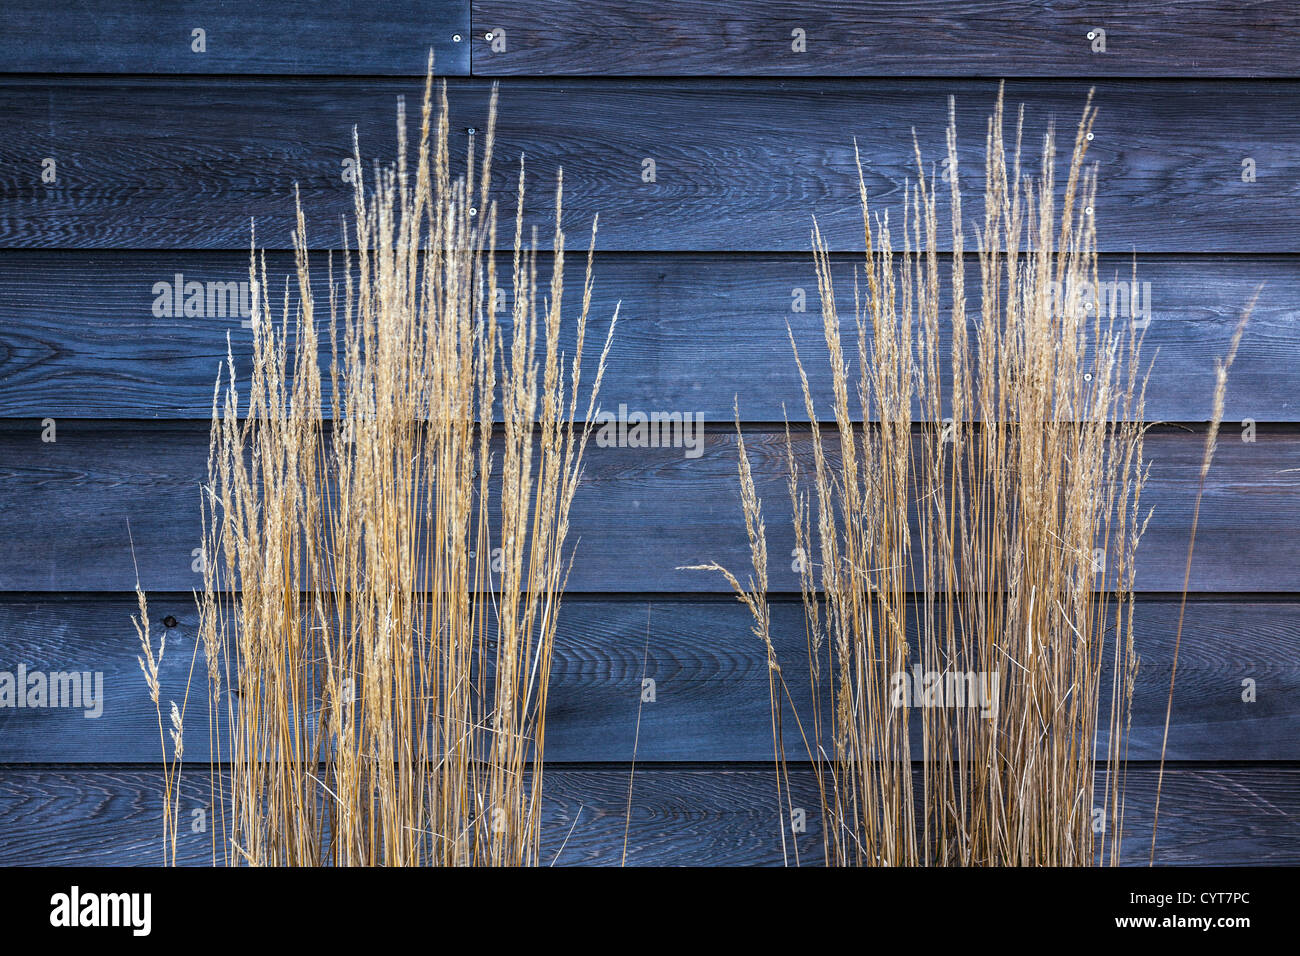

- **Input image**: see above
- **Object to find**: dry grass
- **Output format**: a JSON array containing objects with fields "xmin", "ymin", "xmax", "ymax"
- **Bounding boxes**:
[
  {"xmin": 692, "ymin": 87, "xmax": 1168, "ymax": 865},
  {"xmin": 143, "ymin": 59, "xmax": 616, "ymax": 866},
  {"xmin": 1149, "ymin": 300, "xmax": 1252, "ymax": 862}
]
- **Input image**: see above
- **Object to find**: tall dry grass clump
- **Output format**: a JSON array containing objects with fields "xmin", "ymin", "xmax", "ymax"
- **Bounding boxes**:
[
  {"xmin": 693, "ymin": 88, "xmax": 1157, "ymax": 866},
  {"xmin": 153, "ymin": 62, "xmax": 615, "ymax": 866}
]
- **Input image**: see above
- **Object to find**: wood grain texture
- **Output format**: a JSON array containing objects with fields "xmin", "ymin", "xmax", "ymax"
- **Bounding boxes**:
[
  {"xmin": 1, "ymin": 5, "xmax": 1295, "ymax": 870},
  {"xmin": 0, "ymin": 422, "xmax": 1293, "ymax": 593},
  {"xmin": 470, "ymin": 1, "xmax": 1300, "ymax": 78},
  {"xmin": 0, "ymin": 250, "xmax": 1292, "ymax": 422},
  {"xmin": 2, "ymin": 78, "xmax": 1296, "ymax": 252},
  {"xmin": 0, "ymin": 596, "xmax": 1294, "ymax": 763},
  {"xmin": 0, "ymin": 763, "xmax": 1294, "ymax": 865},
  {"xmin": 0, "ymin": 1, "xmax": 469, "ymax": 75}
]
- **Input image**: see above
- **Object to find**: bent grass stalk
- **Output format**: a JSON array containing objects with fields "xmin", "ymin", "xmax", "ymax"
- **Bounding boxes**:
[
  {"xmin": 1149, "ymin": 301, "xmax": 1253, "ymax": 863},
  {"xmin": 143, "ymin": 59, "xmax": 616, "ymax": 866}
]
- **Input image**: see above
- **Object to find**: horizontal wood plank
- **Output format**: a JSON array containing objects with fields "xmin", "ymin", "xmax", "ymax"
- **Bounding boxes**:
[
  {"xmin": 0, "ymin": 250, "xmax": 1291, "ymax": 422},
  {"xmin": 470, "ymin": 1, "xmax": 1300, "ymax": 78},
  {"xmin": 0, "ymin": 1, "xmax": 469, "ymax": 75},
  {"xmin": 0, "ymin": 422, "xmax": 1294, "ymax": 593},
  {"xmin": 1, "ymin": 79, "xmax": 1297, "ymax": 251},
  {"xmin": 0, "ymin": 763, "xmax": 1294, "ymax": 865},
  {"xmin": 0, "ymin": 596, "xmax": 1294, "ymax": 763}
]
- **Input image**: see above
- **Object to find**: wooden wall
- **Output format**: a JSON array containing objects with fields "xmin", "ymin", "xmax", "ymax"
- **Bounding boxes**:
[{"xmin": 0, "ymin": 1, "xmax": 1297, "ymax": 865}]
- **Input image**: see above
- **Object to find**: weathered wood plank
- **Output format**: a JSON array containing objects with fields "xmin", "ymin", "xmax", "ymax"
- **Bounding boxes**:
[
  {"xmin": 470, "ymin": 1, "xmax": 1300, "ymax": 78},
  {"xmin": 0, "ymin": 423, "xmax": 1293, "ymax": 593},
  {"xmin": 0, "ymin": 596, "xmax": 1293, "ymax": 762},
  {"xmin": 1, "ymin": 79, "xmax": 1296, "ymax": 251},
  {"xmin": 0, "ymin": 1, "xmax": 469, "ymax": 75},
  {"xmin": 0, "ymin": 250, "xmax": 1290, "ymax": 422},
  {"xmin": 0, "ymin": 763, "xmax": 1294, "ymax": 865}
]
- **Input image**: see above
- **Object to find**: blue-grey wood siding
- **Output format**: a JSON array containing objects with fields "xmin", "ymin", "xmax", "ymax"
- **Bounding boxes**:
[{"xmin": 0, "ymin": 0, "xmax": 1296, "ymax": 866}]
